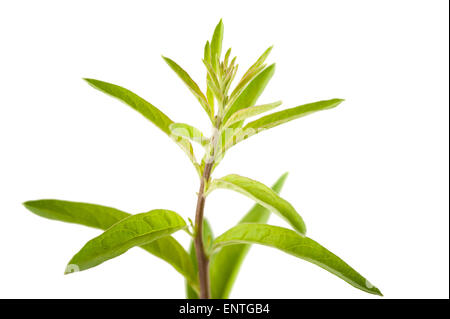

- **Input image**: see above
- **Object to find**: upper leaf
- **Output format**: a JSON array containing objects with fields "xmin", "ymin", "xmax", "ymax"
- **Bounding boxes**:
[
  {"xmin": 84, "ymin": 78, "xmax": 198, "ymax": 171},
  {"xmin": 245, "ymin": 98, "xmax": 344, "ymax": 132},
  {"xmin": 65, "ymin": 209, "xmax": 187, "ymax": 273},
  {"xmin": 223, "ymin": 100, "xmax": 282, "ymax": 127},
  {"xmin": 210, "ymin": 173, "xmax": 288, "ymax": 299},
  {"xmin": 84, "ymin": 78, "xmax": 173, "ymax": 135},
  {"xmin": 210, "ymin": 19, "xmax": 224, "ymax": 72},
  {"xmin": 230, "ymin": 46, "xmax": 272, "ymax": 99},
  {"xmin": 170, "ymin": 123, "xmax": 209, "ymax": 147},
  {"xmin": 162, "ymin": 56, "xmax": 211, "ymax": 119},
  {"xmin": 204, "ymin": 41, "xmax": 215, "ymax": 113},
  {"xmin": 204, "ymin": 41, "xmax": 211, "ymax": 64},
  {"xmin": 220, "ymin": 98, "xmax": 344, "ymax": 155},
  {"xmin": 208, "ymin": 174, "xmax": 306, "ymax": 234},
  {"xmin": 213, "ymin": 224, "xmax": 382, "ymax": 296},
  {"xmin": 23, "ymin": 200, "xmax": 197, "ymax": 287},
  {"xmin": 223, "ymin": 64, "xmax": 276, "ymax": 124}
]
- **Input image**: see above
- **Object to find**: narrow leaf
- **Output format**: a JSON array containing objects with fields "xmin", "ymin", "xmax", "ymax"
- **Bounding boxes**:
[
  {"xmin": 84, "ymin": 78, "xmax": 173, "ymax": 135},
  {"xmin": 229, "ymin": 46, "xmax": 272, "ymax": 100},
  {"xmin": 23, "ymin": 200, "xmax": 197, "ymax": 287},
  {"xmin": 210, "ymin": 173, "xmax": 288, "ymax": 299},
  {"xmin": 210, "ymin": 19, "xmax": 224, "ymax": 72},
  {"xmin": 222, "ymin": 98, "xmax": 344, "ymax": 154},
  {"xmin": 245, "ymin": 98, "xmax": 344, "ymax": 132},
  {"xmin": 223, "ymin": 100, "xmax": 282, "ymax": 127},
  {"xmin": 213, "ymin": 224, "xmax": 382, "ymax": 296},
  {"xmin": 203, "ymin": 41, "xmax": 211, "ymax": 64},
  {"xmin": 204, "ymin": 41, "xmax": 215, "ymax": 114},
  {"xmin": 84, "ymin": 78, "xmax": 198, "ymax": 169},
  {"xmin": 223, "ymin": 64, "xmax": 276, "ymax": 124},
  {"xmin": 162, "ymin": 56, "xmax": 211, "ymax": 118},
  {"xmin": 208, "ymin": 174, "xmax": 306, "ymax": 234},
  {"xmin": 170, "ymin": 123, "xmax": 209, "ymax": 147},
  {"xmin": 65, "ymin": 209, "xmax": 186, "ymax": 273}
]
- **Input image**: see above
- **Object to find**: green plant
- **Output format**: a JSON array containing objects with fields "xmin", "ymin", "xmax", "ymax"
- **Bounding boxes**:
[{"xmin": 23, "ymin": 20, "xmax": 382, "ymax": 299}]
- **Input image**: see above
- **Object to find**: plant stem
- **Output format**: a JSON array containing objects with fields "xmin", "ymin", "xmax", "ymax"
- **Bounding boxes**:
[{"xmin": 194, "ymin": 161, "xmax": 213, "ymax": 299}]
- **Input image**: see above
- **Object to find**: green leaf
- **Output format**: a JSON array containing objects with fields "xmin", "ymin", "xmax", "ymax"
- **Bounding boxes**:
[
  {"xmin": 186, "ymin": 219, "xmax": 214, "ymax": 299},
  {"xmin": 210, "ymin": 19, "xmax": 224, "ymax": 72},
  {"xmin": 23, "ymin": 199, "xmax": 129, "ymax": 228},
  {"xmin": 208, "ymin": 174, "xmax": 306, "ymax": 234},
  {"xmin": 213, "ymin": 224, "xmax": 382, "ymax": 296},
  {"xmin": 23, "ymin": 200, "xmax": 197, "ymax": 287},
  {"xmin": 223, "ymin": 64, "xmax": 276, "ymax": 124},
  {"xmin": 202, "ymin": 59, "xmax": 222, "ymax": 97},
  {"xmin": 65, "ymin": 209, "xmax": 187, "ymax": 274},
  {"xmin": 230, "ymin": 46, "xmax": 272, "ymax": 98},
  {"xmin": 84, "ymin": 78, "xmax": 173, "ymax": 135},
  {"xmin": 204, "ymin": 41, "xmax": 215, "ymax": 114},
  {"xmin": 84, "ymin": 78, "xmax": 198, "ymax": 171},
  {"xmin": 221, "ymin": 98, "xmax": 344, "ymax": 154},
  {"xmin": 204, "ymin": 41, "xmax": 211, "ymax": 64},
  {"xmin": 223, "ymin": 100, "xmax": 282, "ymax": 127},
  {"xmin": 245, "ymin": 98, "xmax": 344, "ymax": 132},
  {"xmin": 162, "ymin": 56, "xmax": 211, "ymax": 119},
  {"xmin": 210, "ymin": 173, "xmax": 288, "ymax": 299},
  {"xmin": 170, "ymin": 123, "xmax": 209, "ymax": 147}
]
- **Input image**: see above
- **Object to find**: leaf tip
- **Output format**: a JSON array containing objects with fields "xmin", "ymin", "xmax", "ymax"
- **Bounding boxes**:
[
  {"xmin": 333, "ymin": 98, "xmax": 345, "ymax": 108},
  {"xmin": 365, "ymin": 279, "xmax": 383, "ymax": 296},
  {"xmin": 64, "ymin": 263, "xmax": 80, "ymax": 275},
  {"xmin": 22, "ymin": 200, "xmax": 39, "ymax": 210},
  {"xmin": 267, "ymin": 63, "xmax": 276, "ymax": 73}
]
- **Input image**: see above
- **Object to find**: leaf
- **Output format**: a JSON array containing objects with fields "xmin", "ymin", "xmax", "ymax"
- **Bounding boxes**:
[
  {"xmin": 162, "ymin": 56, "xmax": 211, "ymax": 119},
  {"xmin": 84, "ymin": 78, "xmax": 173, "ymax": 135},
  {"xmin": 223, "ymin": 100, "xmax": 282, "ymax": 127},
  {"xmin": 203, "ymin": 41, "xmax": 211, "ymax": 64},
  {"xmin": 210, "ymin": 173, "xmax": 288, "ymax": 299},
  {"xmin": 64, "ymin": 209, "xmax": 186, "ymax": 273},
  {"xmin": 222, "ymin": 98, "xmax": 344, "ymax": 154},
  {"xmin": 210, "ymin": 19, "xmax": 224, "ymax": 72},
  {"xmin": 223, "ymin": 48, "xmax": 232, "ymax": 68},
  {"xmin": 204, "ymin": 41, "xmax": 215, "ymax": 114},
  {"xmin": 230, "ymin": 46, "xmax": 273, "ymax": 98},
  {"xmin": 245, "ymin": 98, "xmax": 344, "ymax": 132},
  {"xmin": 170, "ymin": 123, "xmax": 209, "ymax": 147},
  {"xmin": 208, "ymin": 174, "xmax": 306, "ymax": 234},
  {"xmin": 23, "ymin": 200, "xmax": 197, "ymax": 287},
  {"xmin": 202, "ymin": 60, "xmax": 221, "ymax": 94},
  {"xmin": 186, "ymin": 219, "xmax": 214, "ymax": 299},
  {"xmin": 213, "ymin": 224, "xmax": 383, "ymax": 296},
  {"xmin": 223, "ymin": 64, "xmax": 276, "ymax": 124},
  {"xmin": 84, "ymin": 78, "xmax": 198, "ymax": 170}
]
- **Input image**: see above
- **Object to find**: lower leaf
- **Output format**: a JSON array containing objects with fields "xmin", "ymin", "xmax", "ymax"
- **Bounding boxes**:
[
  {"xmin": 65, "ymin": 209, "xmax": 186, "ymax": 274},
  {"xmin": 213, "ymin": 223, "xmax": 382, "ymax": 296},
  {"xmin": 23, "ymin": 200, "xmax": 197, "ymax": 288},
  {"xmin": 210, "ymin": 173, "xmax": 288, "ymax": 299}
]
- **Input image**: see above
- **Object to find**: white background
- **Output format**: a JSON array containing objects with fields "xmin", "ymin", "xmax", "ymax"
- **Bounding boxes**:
[{"xmin": 0, "ymin": 0, "xmax": 448, "ymax": 299}]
